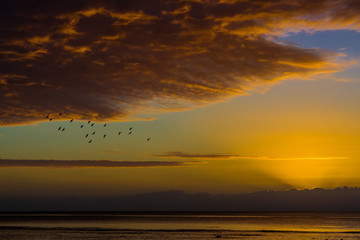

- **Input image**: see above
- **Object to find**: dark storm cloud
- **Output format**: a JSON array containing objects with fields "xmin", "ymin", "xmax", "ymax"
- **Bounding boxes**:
[
  {"xmin": 0, "ymin": 0, "xmax": 358, "ymax": 125},
  {"xmin": 0, "ymin": 159, "xmax": 199, "ymax": 168}
]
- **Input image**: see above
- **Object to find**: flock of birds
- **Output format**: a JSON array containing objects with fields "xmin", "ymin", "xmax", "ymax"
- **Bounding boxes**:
[{"xmin": 45, "ymin": 113, "xmax": 151, "ymax": 143}]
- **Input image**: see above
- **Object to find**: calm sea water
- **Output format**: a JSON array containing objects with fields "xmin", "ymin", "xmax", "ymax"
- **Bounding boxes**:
[{"xmin": 1, "ymin": 212, "xmax": 360, "ymax": 239}]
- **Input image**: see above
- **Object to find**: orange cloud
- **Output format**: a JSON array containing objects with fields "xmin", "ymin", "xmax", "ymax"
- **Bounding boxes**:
[
  {"xmin": 210, "ymin": 0, "xmax": 360, "ymax": 36},
  {"xmin": 63, "ymin": 45, "xmax": 91, "ymax": 53},
  {"xmin": 0, "ymin": 0, "xmax": 358, "ymax": 125}
]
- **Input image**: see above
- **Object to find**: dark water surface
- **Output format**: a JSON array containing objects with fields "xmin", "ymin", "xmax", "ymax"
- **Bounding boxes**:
[{"xmin": 1, "ymin": 212, "xmax": 360, "ymax": 239}]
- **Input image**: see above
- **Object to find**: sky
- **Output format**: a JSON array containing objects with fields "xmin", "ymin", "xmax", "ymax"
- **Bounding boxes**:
[{"xmin": 1, "ymin": 0, "xmax": 360, "ymax": 198}]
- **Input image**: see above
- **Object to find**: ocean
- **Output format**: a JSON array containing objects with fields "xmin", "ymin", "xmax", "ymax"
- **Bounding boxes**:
[{"xmin": 1, "ymin": 212, "xmax": 360, "ymax": 239}]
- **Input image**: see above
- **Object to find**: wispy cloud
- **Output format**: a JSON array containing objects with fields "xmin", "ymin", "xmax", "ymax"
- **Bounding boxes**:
[
  {"xmin": 0, "ymin": 159, "xmax": 200, "ymax": 168},
  {"xmin": 151, "ymin": 152, "xmax": 349, "ymax": 161},
  {"xmin": 0, "ymin": 0, "xmax": 358, "ymax": 125},
  {"xmin": 332, "ymin": 77, "xmax": 360, "ymax": 83},
  {"xmin": 151, "ymin": 152, "xmax": 241, "ymax": 159}
]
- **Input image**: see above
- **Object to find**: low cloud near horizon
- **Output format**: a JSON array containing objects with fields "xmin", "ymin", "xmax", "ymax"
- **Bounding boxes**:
[
  {"xmin": 0, "ymin": 159, "xmax": 200, "ymax": 168},
  {"xmin": 151, "ymin": 151, "xmax": 349, "ymax": 161},
  {"xmin": 1, "ymin": 0, "xmax": 359, "ymax": 125}
]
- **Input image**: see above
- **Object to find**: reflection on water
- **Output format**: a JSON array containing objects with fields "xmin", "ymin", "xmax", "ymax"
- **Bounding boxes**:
[{"xmin": 1, "ymin": 212, "xmax": 360, "ymax": 239}]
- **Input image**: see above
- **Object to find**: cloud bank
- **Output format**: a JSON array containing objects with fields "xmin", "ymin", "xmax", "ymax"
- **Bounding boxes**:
[
  {"xmin": 0, "ymin": 159, "xmax": 199, "ymax": 168},
  {"xmin": 152, "ymin": 151, "xmax": 349, "ymax": 160},
  {"xmin": 0, "ymin": 0, "xmax": 359, "ymax": 125}
]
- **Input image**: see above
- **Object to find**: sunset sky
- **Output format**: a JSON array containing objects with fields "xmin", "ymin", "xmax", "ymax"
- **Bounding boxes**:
[{"xmin": 1, "ymin": 0, "xmax": 360, "ymax": 198}]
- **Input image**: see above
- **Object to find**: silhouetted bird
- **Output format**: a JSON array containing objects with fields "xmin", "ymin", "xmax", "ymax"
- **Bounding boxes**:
[
  {"xmin": 70, "ymin": 119, "xmax": 73, "ymax": 123},
  {"xmin": 129, "ymin": 127, "xmax": 133, "ymax": 130},
  {"xmin": 80, "ymin": 125, "xmax": 84, "ymax": 128},
  {"xmin": 49, "ymin": 118, "xmax": 53, "ymax": 121},
  {"xmin": 62, "ymin": 127, "xmax": 65, "ymax": 131},
  {"xmin": 59, "ymin": 113, "xmax": 62, "ymax": 116},
  {"xmin": 147, "ymin": 138, "xmax": 151, "ymax": 142},
  {"xmin": 88, "ymin": 121, "xmax": 91, "ymax": 124},
  {"xmin": 118, "ymin": 131, "xmax": 122, "ymax": 135},
  {"xmin": 85, "ymin": 134, "xmax": 89, "ymax": 138},
  {"xmin": 88, "ymin": 139, "xmax": 92, "ymax": 143},
  {"xmin": 128, "ymin": 131, "xmax": 132, "ymax": 135},
  {"xmin": 45, "ymin": 114, "xmax": 49, "ymax": 119},
  {"xmin": 92, "ymin": 131, "xmax": 96, "ymax": 135},
  {"xmin": 104, "ymin": 123, "xmax": 107, "ymax": 127},
  {"xmin": 103, "ymin": 134, "xmax": 106, "ymax": 138},
  {"xmin": 58, "ymin": 127, "xmax": 61, "ymax": 130},
  {"xmin": 91, "ymin": 123, "xmax": 94, "ymax": 127}
]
